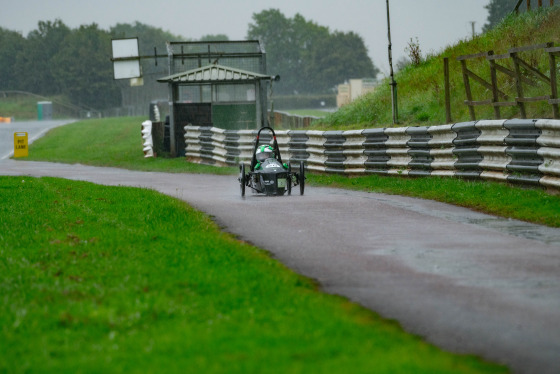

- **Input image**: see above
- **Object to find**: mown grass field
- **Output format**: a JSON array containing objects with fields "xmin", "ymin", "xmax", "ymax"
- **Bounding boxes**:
[{"xmin": 0, "ymin": 176, "xmax": 507, "ymax": 373}]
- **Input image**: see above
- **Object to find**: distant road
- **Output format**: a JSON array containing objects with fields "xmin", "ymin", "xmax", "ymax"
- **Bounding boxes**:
[{"xmin": 0, "ymin": 120, "xmax": 74, "ymax": 160}]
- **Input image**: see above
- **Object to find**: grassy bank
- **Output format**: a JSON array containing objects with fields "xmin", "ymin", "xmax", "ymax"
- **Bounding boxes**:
[
  {"xmin": 24, "ymin": 116, "xmax": 237, "ymax": 175},
  {"xmin": 317, "ymin": 7, "xmax": 560, "ymax": 129},
  {"xmin": 21, "ymin": 117, "xmax": 560, "ymax": 227},
  {"xmin": 0, "ymin": 176, "xmax": 506, "ymax": 373}
]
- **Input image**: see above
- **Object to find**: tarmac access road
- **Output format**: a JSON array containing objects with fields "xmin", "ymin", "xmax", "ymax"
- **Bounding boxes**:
[{"xmin": 1, "ymin": 128, "xmax": 560, "ymax": 374}]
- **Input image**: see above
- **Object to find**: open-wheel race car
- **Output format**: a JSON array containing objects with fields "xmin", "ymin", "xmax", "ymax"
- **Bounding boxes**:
[{"xmin": 239, "ymin": 126, "xmax": 305, "ymax": 197}]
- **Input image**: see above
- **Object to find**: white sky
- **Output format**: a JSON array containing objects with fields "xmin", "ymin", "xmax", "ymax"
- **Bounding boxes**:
[{"xmin": 0, "ymin": 0, "xmax": 490, "ymax": 76}]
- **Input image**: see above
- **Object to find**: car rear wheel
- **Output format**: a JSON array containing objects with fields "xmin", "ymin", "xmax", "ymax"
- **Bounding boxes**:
[
  {"xmin": 239, "ymin": 163, "xmax": 246, "ymax": 197},
  {"xmin": 287, "ymin": 163, "xmax": 292, "ymax": 195},
  {"xmin": 299, "ymin": 163, "xmax": 305, "ymax": 195}
]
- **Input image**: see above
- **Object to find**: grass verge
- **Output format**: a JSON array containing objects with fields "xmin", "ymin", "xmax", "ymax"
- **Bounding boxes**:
[
  {"xmin": 308, "ymin": 173, "xmax": 560, "ymax": 228},
  {"xmin": 0, "ymin": 177, "xmax": 507, "ymax": 373},
  {"xmin": 23, "ymin": 116, "xmax": 237, "ymax": 175}
]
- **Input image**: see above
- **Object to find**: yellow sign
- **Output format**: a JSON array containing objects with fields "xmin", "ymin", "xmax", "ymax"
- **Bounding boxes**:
[{"xmin": 14, "ymin": 132, "xmax": 28, "ymax": 158}]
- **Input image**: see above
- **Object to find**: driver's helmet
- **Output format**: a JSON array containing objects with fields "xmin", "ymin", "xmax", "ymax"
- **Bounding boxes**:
[{"xmin": 256, "ymin": 145, "xmax": 274, "ymax": 162}]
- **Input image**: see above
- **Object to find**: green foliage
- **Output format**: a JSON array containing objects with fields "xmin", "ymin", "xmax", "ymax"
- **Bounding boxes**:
[
  {"xmin": 51, "ymin": 24, "xmax": 120, "ymax": 110},
  {"xmin": 0, "ymin": 177, "xmax": 507, "ymax": 373},
  {"xmin": 483, "ymin": 0, "xmax": 517, "ymax": 32},
  {"xmin": 247, "ymin": 9, "xmax": 379, "ymax": 95},
  {"xmin": 13, "ymin": 20, "xmax": 71, "ymax": 96},
  {"xmin": 0, "ymin": 27, "xmax": 26, "ymax": 89},
  {"xmin": 2, "ymin": 21, "xmax": 186, "ymax": 111},
  {"xmin": 318, "ymin": 7, "xmax": 560, "ymax": 129},
  {"xmin": 200, "ymin": 34, "xmax": 230, "ymax": 42}
]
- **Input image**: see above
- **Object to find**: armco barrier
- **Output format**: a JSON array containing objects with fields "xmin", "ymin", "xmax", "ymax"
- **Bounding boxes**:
[{"xmin": 179, "ymin": 119, "xmax": 560, "ymax": 191}]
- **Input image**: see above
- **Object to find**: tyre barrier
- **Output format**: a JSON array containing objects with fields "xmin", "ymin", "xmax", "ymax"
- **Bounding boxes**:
[
  {"xmin": 141, "ymin": 120, "xmax": 154, "ymax": 158},
  {"xmin": 179, "ymin": 119, "xmax": 560, "ymax": 191}
]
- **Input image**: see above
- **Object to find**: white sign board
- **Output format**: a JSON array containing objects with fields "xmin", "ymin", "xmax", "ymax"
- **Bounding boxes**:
[{"xmin": 112, "ymin": 38, "xmax": 141, "ymax": 79}]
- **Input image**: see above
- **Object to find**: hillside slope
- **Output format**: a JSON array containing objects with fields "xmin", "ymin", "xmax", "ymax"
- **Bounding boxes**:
[{"xmin": 318, "ymin": 7, "xmax": 560, "ymax": 130}]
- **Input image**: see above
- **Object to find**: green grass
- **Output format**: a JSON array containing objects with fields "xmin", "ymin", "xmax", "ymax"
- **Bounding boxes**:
[
  {"xmin": 316, "ymin": 7, "xmax": 560, "ymax": 129},
  {"xmin": 0, "ymin": 93, "xmax": 78, "ymax": 120},
  {"xmin": 0, "ymin": 176, "xmax": 507, "ymax": 373},
  {"xmin": 0, "ymin": 94, "xmax": 38, "ymax": 120},
  {"xmin": 24, "ymin": 116, "xmax": 237, "ymax": 175},
  {"xmin": 308, "ymin": 173, "xmax": 560, "ymax": 228}
]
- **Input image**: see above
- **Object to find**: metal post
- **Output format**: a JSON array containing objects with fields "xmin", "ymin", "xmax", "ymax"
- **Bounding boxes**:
[
  {"xmin": 386, "ymin": 0, "xmax": 398, "ymax": 125},
  {"xmin": 166, "ymin": 42, "xmax": 176, "ymax": 157}
]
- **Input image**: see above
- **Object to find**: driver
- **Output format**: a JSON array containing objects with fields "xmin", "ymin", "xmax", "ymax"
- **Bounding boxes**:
[{"xmin": 255, "ymin": 145, "xmax": 274, "ymax": 169}]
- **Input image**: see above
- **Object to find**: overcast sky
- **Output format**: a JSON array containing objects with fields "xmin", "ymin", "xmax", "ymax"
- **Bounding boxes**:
[{"xmin": 0, "ymin": 0, "xmax": 490, "ymax": 76}]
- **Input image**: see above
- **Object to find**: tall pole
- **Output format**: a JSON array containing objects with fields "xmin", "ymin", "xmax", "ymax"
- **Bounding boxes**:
[{"xmin": 386, "ymin": 0, "xmax": 398, "ymax": 125}]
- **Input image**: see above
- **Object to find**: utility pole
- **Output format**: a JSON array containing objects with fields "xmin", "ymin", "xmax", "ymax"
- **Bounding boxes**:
[
  {"xmin": 386, "ymin": 0, "xmax": 398, "ymax": 125},
  {"xmin": 470, "ymin": 21, "xmax": 476, "ymax": 38}
]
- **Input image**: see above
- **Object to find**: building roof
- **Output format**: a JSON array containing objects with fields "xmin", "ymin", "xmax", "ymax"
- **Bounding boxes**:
[{"xmin": 157, "ymin": 64, "xmax": 273, "ymax": 84}]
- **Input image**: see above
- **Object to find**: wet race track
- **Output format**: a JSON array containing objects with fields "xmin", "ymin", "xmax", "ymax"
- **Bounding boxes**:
[{"xmin": 1, "ymin": 121, "xmax": 560, "ymax": 373}]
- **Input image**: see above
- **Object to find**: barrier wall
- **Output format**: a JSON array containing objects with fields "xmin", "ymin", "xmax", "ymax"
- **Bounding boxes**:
[{"xmin": 181, "ymin": 119, "xmax": 560, "ymax": 190}]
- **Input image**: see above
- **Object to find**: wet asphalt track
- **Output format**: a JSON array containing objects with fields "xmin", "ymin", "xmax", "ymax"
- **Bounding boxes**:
[{"xmin": 1, "ymin": 122, "xmax": 560, "ymax": 373}]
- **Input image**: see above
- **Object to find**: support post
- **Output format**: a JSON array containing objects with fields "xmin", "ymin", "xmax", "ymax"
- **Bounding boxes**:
[
  {"xmin": 460, "ymin": 59, "xmax": 476, "ymax": 120},
  {"xmin": 443, "ymin": 58, "xmax": 452, "ymax": 123},
  {"xmin": 488, "ymin": 51, "xmax": 502, "ymax": 119},
  {"xmin": 511, "ymin": 52, "xmax": 527, "ymax": 119},
  {"xmin": 386, "ymin": 0, "xmax": 398, "ymax": 125},
  {"xmin": 166, "ymin": 42, "xmax": 177, "ymax": 157},
  {"xmin": 550, "ymin": 51, "xmax": 559, "ymax": 119}
]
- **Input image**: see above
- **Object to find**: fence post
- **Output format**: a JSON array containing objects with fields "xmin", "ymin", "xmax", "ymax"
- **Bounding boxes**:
[
  {"xmin": 550, "ymin": 50, "xmax": 560, "ymax": 119},
  {"xmin": 487, "ymin": 51, "xmax": 501, "ymax": 119},
  {"xmin": 511, "ymin": 52, "xmax": 528, "ymax": 119},
  {"xmin": 460, "ymin": 59, "xmax": 476, "ymax": 120},
  {"xmin": 444, "ymin": 58, "xmax": 452, "ymax": 123}
]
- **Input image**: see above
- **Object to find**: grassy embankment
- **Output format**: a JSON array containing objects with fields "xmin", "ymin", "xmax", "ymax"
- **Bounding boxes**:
[
  {"xmin": 317, "ymin": 7, "xmax": 560, "ymax": 129},
  {"xmin": 22, "ymin": 117, "xmax": 560, "ymax": 227}
]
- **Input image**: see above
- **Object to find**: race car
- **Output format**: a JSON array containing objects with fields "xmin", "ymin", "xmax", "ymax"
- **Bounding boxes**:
[{"xmin": 239, "ymin": 126, "xmax": 305, "ymax": 196}]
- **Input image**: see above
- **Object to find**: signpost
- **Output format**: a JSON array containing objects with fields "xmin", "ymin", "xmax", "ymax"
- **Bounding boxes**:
[{"xmin": 14, "ymin": 132, "xmax": 28, "ymax": 158}]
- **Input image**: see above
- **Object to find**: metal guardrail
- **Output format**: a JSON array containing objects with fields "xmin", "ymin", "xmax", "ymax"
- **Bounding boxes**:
[{"xmin": 179, "ymin": 119, "xmax": 560, "ymax": 191}]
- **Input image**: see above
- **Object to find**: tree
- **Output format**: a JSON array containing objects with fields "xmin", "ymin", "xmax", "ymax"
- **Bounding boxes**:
[
  {"xmin": 51, "ymin": 24, "xmax": 120, "ymax": 109},
  {"xmin": 247, "ymin": 9, "xmax": 378, "ymax": 95},
  {"xmin": 13, "ymin": 20, "xmax": 71, "ymax": 95},
  {"xmin": 200, "ymin": 34, "xmax": 229, "ymax": 41},
  {"xmin": 307, "ymin": 31, "xmax": 378, "ymax": 92},
  {"xmin": 0, "ymin": 28, "xmax": 25, "ymax": 90},
  {"xmin": 483, "ymin": 0, "xmax": 517, "ymax": 32}
]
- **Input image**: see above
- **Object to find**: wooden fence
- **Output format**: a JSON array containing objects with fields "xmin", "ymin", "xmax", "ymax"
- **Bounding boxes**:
[
  {"xmin": 444, "ymin": 42, "xmax": 560, "ymax": 121},
  {"xmin": 514, "ymin": 0, "xmax": 556, "ymax": 13}
]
